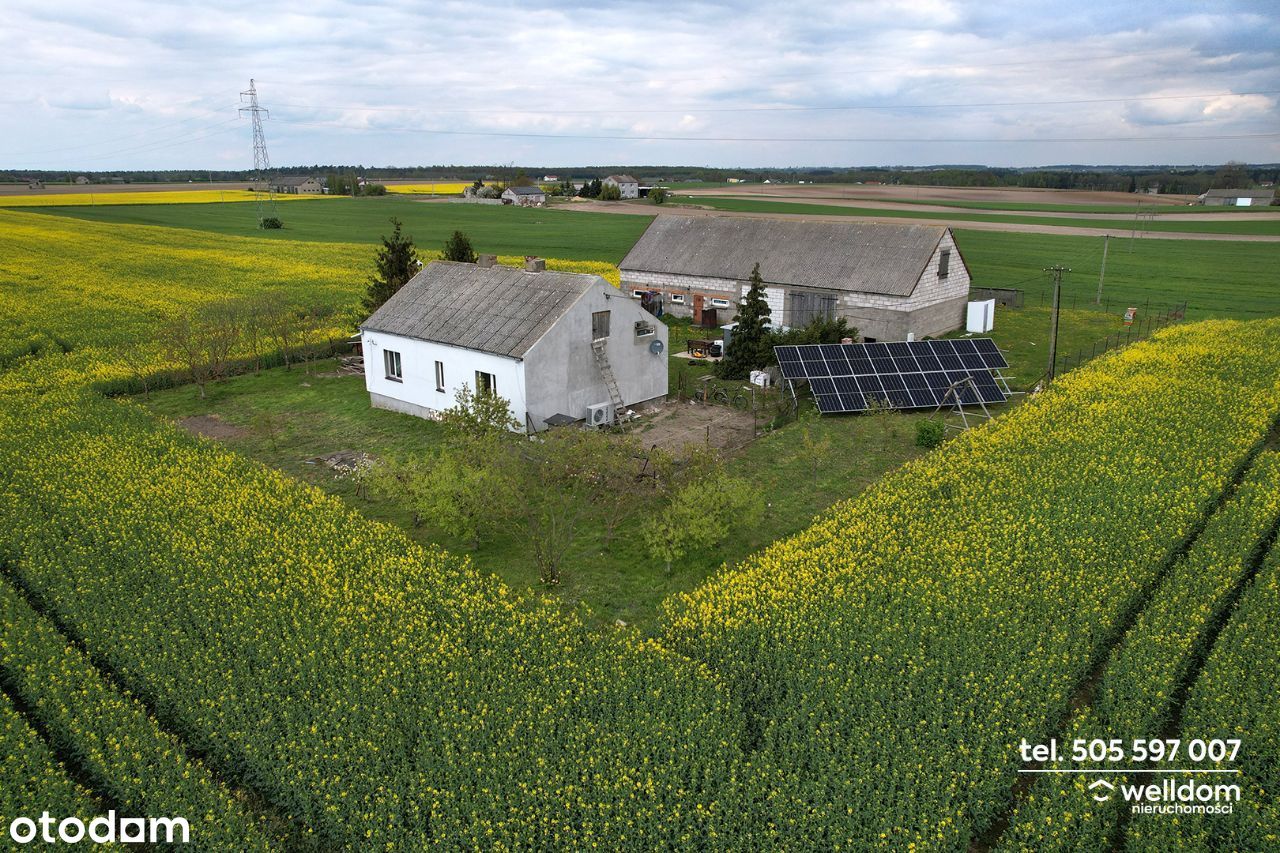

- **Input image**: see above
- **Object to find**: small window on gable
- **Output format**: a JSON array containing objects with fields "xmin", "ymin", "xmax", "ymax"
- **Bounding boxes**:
[
  {"xmin": 592, "ymin": 310, "xmax": 611, "ymax": 340},
  {"xmin": 938, "ymin": 249, "xmax": 951, "ymax": 279}
]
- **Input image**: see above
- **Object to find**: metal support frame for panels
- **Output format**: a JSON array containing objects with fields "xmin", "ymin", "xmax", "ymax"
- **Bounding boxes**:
[{"xmin": 933, "ymin": 375, "xmax": 994, "ymax": 432}]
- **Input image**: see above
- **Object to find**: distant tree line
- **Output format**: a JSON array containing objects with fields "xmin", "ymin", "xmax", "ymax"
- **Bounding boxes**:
[{"xmin": 6, "ymin": 162, "xmax": 1276, "ymax": 196}]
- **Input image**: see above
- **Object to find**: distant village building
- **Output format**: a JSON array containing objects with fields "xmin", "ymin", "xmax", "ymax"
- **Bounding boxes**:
[
  {"xmin": 360, "ymin": 259, "xmax": 668, "ymax": 432},
  {"xmin": 620, "ymin": 216, "xmax": 972, "ymax": 341},
  {"xmin": 1197, "ymin": 188, "xmax": 1275, "ymax": 207},
  {"xmin": 74, "ymin": 176, "xmax": 90, "ymax": 185},
  {"xmin": 603, "ymin": 174, "xmax": 639, "ymax": 199},
  {"xmin": 271, "ymin": 176, "xmax": 324, "ymax": 194},
  {"xmin": 24, "ymin": 178, "xmax": 43, "ymax": 189},
  {"xmin": 502, "ymin": 186, "xmax": 546, "ymax": 207}
]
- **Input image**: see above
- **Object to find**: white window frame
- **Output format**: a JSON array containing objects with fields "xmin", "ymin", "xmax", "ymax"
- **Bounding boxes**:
[
  {"xmin": 383, "ymin": 349, "xmax": 402, "ymax": 382},
  {"xmin": 475, "ymin": 370, "xmax": 496, "ymax": 396},
  {"xmin": 632, "ymin": 289, "xmax": 645, "ymax": 298},
  {"xmin": 710, "ymin": 297, "xmax": 731, "ymax": 308},
  {"xmin": 669, "ymin": 293, "xmax": 686, "ymax": 304},
  {"xmin": 434, "ymin": 360, "xmax": 445, "ymax": 392}
]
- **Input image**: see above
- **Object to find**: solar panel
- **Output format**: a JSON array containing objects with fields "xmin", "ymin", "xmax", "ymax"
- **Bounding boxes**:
[{"xmin": 774, "ymin": 337, "xmax": 1009, "ymax": 414}]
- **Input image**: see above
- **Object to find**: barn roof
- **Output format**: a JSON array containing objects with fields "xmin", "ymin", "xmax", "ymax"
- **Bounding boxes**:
[
  {"xmin": 504, "ymin": 185, "xmax": 546, "ymax": 195},
  {"xmin": 608, "ymin": 174, "xmax": 638, "ymax": 183},
  {"xmin": 620, "ymin": 215, "xmax": 949, "ymax": 297},
  {"xmin": 1200, "ymin": 188, "xmax": 1274, "ymax": 200},
  {"xmin": 360, "ymin": 261, "xmax": 599, "ymax": 358},
  {"xmin": 274, "ymin": 176, "xmax": 318, "ymax": 186}
]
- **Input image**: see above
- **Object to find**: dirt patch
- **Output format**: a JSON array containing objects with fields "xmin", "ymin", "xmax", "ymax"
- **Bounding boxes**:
[
  {"xmin": 308, "ymin": 449, "xmax": 376, "ymax": 473},
  {"xmin": 177, "ymin": 414, "xmax": 248, "ymax": 440},
  {"xmin": 627, "ymin": 399, "xmax": 758, "ymax": 454}
]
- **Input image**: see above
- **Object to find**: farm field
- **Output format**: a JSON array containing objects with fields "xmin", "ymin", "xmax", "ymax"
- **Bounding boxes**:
[
  {"xmin": 2, "ymin": 318, "xmax": 1279, "ymax": 846},
  {"xmin": 674, "ymin": 195, "xmax": 1280, "ymax": 236},
  {"xmin": 0, "ymin": 189, "xmax": 333, "ymax": 207},
  {"xmin": 385, "ymin": 182, "xmax": 475, "ymax": 194},
  {"xmin": 0, "ymin": 209, "xmax": 621, "ymax": 394},
  {"xmin": 14, "ymin": 196, "xmax": 652, "ymax": 260}
]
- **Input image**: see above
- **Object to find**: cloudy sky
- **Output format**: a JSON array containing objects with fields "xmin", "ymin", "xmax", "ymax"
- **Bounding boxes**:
[{"xmin": 3, "ymin": 0, "xmax": 1277, "ymax": 170}]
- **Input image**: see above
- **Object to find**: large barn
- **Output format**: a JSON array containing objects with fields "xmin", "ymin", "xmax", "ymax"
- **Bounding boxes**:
[
  {"xmin": 620, "ymin": 216, "xmax": 972, "ymax": 341},
  {"xmin": 360, "ymin": 259, "xmax": 668, "ymax": 432}
]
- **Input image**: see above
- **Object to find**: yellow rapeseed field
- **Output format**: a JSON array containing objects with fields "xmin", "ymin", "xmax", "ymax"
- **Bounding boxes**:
[
  {"xmin": 385, "ymin": 182, "xmax": 477, "ymax": 195},
  {"xmin": 0, "ymin": 189, "xmax": 336, "ymax": 206}
]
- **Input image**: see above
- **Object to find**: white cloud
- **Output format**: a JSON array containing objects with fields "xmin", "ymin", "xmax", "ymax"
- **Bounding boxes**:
[{"xmin": 1, "ymin": 0, "xmax": 1277, "ymax": 169}]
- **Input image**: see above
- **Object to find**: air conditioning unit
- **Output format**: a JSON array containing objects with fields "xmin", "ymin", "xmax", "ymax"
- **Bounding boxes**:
[{"xmin": 586, "ymin": 401, "xmax": 615, "ymax": 427}]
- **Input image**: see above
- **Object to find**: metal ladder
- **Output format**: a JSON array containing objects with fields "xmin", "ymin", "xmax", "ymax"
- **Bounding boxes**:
[{"xmin": 591, "ymin": 339, "xmax": 625, "ymax": 422}]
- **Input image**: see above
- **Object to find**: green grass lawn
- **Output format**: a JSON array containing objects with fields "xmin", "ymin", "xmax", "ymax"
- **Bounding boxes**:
[
  {"xmin": 676, "ymin": 195, "xmax": 1280, "ymax": 236},
  {"xmin": 952, "ymin": 229, "xmax": 1280, "ymax": 320},
  {"xmin": 140, "ymin": 357, "xmax": 931, "ymax": 633},
  {"xmin": 22, "ymin": 196, "xmax": 653, "ymax": 263}
]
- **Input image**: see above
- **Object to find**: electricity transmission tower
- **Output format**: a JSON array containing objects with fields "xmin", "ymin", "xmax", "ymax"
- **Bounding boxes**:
[{"xmin": 239, "ymin": 79, "xmax": 278, "ymax": 226}]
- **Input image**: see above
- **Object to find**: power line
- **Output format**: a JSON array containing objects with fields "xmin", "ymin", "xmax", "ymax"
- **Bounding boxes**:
[
  {"xmin": 271, "ymin": 116, "xmax": 1280, "ymax": 145},
  {"xmin": 267, "ymin": 89, "xmax": 1280, "ymax": 117}
]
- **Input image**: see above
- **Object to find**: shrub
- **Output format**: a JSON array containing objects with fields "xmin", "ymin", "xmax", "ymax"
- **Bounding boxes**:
[
  {"xmin": 915, "ymin": 418, "xmax": 945, "ymax": 448},
  {"xmin": 258, "ymin": 216, "xmax": 283, "ymax": 229}
]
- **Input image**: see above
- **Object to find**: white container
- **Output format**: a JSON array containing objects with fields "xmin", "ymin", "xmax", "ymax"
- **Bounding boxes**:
[
  {"xmin": 750, "ymin": 370, "xmax": 772, "ymax": 388},
  {"xmin": 966, "ymin": 299, "xmax": 995, "ymax": 334}
]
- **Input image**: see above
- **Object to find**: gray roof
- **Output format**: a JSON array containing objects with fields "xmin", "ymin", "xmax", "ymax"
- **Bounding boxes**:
[
  {"xmin": 504, "ymin": 185, "xmax": 545, "ymax": 195},
  {"xmin": 274, "ymin": 176, "xmax": 319, "ymax": 186},
  {"xmin": 620, "ymin": 215, "xmax": 948, "ymax": 297},
  {"xmin": 360, "ymin": 261, "xmax": 599, "ymax": 358},
  {"xmin": 1200, "ymin": 188, "xmax": 1274, "ymax": 199},
  {"xmin": 607, "ymin": 174, "xmax": 638, "ymax": 184}
]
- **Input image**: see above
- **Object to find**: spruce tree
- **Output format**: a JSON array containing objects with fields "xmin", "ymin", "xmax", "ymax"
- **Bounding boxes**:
[
  {"xmin": 362, "ymin": 218, "xmax": 419, "ymax": 314},
  {"xmin": 719, "ymin": 262, "xmax": 771, "ymax": 379},
  {"xmin": 442, "ymin": 230, "xmax": 478, "ymax": 263}
]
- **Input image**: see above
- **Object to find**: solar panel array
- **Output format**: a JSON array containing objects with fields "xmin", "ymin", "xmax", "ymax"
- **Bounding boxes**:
[{"xmin": 775, "ymin": 339, "xmax": 1009, "ymax": 414}]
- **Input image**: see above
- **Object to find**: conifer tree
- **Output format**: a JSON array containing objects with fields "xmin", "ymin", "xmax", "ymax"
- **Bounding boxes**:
[
  {"xmin": 718, "ymin": 262, "xmax": 771, "ymax": 379},
  {"xmin": 362, "ymin": 218, "xmax": 419, "ymax": 314},
  {"xmin": 442, "ymin": 230, "xmax": 477, "ymax": 263}
]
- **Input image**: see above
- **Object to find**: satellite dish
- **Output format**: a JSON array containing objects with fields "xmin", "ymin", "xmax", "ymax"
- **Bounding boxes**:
[{"xmin": 649, "ymin": 339, "xmax": 665, "ymax": 355}]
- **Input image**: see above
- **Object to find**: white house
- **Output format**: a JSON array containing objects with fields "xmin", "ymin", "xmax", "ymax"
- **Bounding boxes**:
[
  {"xmin": 360, "ymin": 259, "xmax": 669, "ymax": 432},
  {"xmin": 271, "ymin": 176, "xmax": 324, "ymax": 194},
  {"xmin": 502, "ymin": 186, "xmax": 546, "ymax": 207},
  {"xmin": 603, "ymin": 174, "xmax": 639, "ymax": 199},
  {"xmin": 620, "ymin": 215, "xmax": 972, "ymax": 341}
]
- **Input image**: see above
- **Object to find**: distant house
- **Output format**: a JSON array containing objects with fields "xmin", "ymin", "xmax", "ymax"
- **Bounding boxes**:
[
  {"xmin": 502, "ymin": 185, "xmax": 546, "ymax": 207},
  {"xmin": 271, "ymin": 176, "xmax": 324, "ymax": 194},
  {"xmin": 74, "ymin": 176, "xmax": 90, "ymax": 185},
  {"xmin": 603, "ymin": 174, "xmax": 639, "ymax": 199},
  {"xmin": 1197, "ymin": 188, "xmax": 1274, "ymax": 207},
  {"xmin": 359, "ymin": 259, "xmax": 668, "ymax": 432},
  {"xmin": 24, "ymin": 178, "xmax": 43, "ymax": 189},
  {"xmin": 620, "ymin": 215, "xmax": 971, "ymax": 341}
]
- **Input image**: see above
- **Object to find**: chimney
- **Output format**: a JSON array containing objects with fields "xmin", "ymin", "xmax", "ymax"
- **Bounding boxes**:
[
  {"xmin": 525, "ymin": 257, "xmax": 546, "ymax": 273},
  {"xmin": 477, "ymin": 254, "xmax": 496, "ymax": 268}
]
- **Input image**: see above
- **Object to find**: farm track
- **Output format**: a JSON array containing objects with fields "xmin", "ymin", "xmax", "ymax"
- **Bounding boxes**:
[
  {"xmin": 970, "ymin": 411, "xmax": 1280, "ymax": 852},
  {"xmin": 0, "ymin": 560, "xmax": 310, "ymax": 850},
  {"xmin": 0, "ymin": 666, "xmax": 118, "ymax": 819},
  {"xmin": 1110, "ymin": 486, "xmax": 1280, "ymax": 849}
]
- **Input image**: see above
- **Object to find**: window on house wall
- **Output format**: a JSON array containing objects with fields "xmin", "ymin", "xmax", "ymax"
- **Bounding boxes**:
[
  {"xmin": 435, "ymin": 361, "xmax": 445, "ymax": 392},
  {"xmin": 938, "ymin": 249, "xmax": 951, "ymax": 278},
  {"xmin": 632, "ymin": 290, "xmax": 645, "ymax": 298},
  {"xmin": 710, "ymin": 297, "xmax": 731, "ymax": 308},
  {"xmin": 383, "ymin": 349, "xmax": 402, "ymax": 381},
  {"xmin": 670, "ymin": 293, "xmax": 685, "ymax": 304},
  {"xmin": 475, "ymin": 371, "xmax": 496, "ymax": 396},
  {"xmin": 591, "ymin": 310, "xmax": 611, "ymax": 340}
]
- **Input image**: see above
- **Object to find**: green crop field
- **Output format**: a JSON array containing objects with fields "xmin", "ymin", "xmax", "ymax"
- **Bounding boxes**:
[
  {"xmin": 18, "ymin": 196, "xmax": 653, "ymax": 262},
  {"xmin": 829, "ymin": 196, "xmax": 1278, "ymax": 215},
  {"xmin": 677, "ymin": 195, "xmax": 1280, "ymax": 236},
  {"xmin": 952, "ymin": 229, "xmax": 1280, "ymax": 319}
]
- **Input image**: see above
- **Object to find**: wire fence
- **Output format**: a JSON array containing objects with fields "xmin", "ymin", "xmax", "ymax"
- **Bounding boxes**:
[{"xmin": 1029, "ymin": 300, "xmax": 1188, "ymax": 391}]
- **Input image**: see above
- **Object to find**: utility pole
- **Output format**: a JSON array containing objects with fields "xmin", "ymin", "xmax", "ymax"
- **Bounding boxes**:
[
  {"xmin": 1045, "ymin": 265, "xmax": 1070, "ymax": 383},
  {"xmin": 239, "ymin": 79, "xmax": 278, "ymax": 226},
  {"xmin": 1095, "ymin": 234, "xmax": 1109, "ymax": 305}
]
